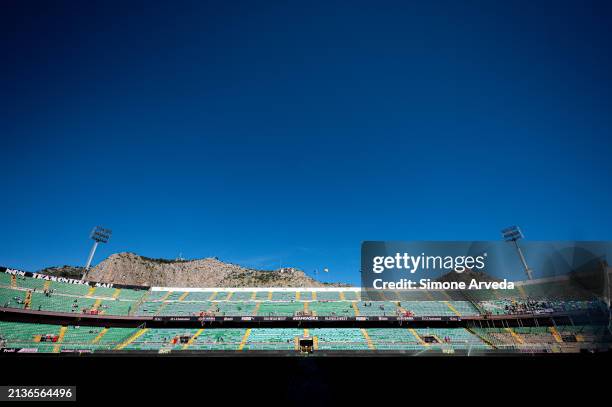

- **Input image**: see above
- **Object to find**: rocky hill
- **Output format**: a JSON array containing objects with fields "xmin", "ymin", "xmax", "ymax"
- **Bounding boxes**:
[
  {"xmin": 38, "ymin": 265, "xmax": 85, "ymax": 280},
  {"xmin": 83, "ymin": 252, "xmax": 338, "ymax": 287}
]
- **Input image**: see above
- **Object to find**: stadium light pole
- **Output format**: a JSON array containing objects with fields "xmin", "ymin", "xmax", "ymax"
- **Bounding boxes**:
[
  {"xmin": 83, "ymin": 226, "xmax": 112, "ymax": 279},
  {"xmin": 501, "ymin": 226, "xmax": 533, "ymax": 280}
]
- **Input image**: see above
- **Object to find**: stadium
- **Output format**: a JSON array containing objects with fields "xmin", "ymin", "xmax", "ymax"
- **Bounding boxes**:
[
  {"xmin": 1, "ymin": 261, "xmax": 610, "ymax": 356},
  {"xmin": 3, "ymin": 0, "xmax": 612, "ymax": 402}
]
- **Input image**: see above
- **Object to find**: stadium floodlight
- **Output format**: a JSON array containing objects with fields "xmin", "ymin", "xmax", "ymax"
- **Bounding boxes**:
[
  {"xmin": 83, "ymin": 226, "xmax": 112, "ymax": 277},
  {"xmin": 501, "ymin": 226, "xmax": 533, "ymax": 280}
]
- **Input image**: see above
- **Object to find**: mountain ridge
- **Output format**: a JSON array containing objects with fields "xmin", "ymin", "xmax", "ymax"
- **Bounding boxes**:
[{"xmin": 74, "ymin": 252, "xmax": 344, "ymax": 287}]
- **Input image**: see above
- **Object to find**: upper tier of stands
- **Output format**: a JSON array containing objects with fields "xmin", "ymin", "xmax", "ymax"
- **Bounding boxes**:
[{"xmin": 0, "ymin": 272, "xmax": 605, "ymax": 318}]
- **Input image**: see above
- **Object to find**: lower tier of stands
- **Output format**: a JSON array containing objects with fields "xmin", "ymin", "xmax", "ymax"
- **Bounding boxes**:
[{"xmin": 1, "ymin": 321, "xmax": 609, "ymax": 353}]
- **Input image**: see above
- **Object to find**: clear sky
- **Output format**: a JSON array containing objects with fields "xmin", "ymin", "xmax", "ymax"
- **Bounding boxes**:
[{"xmin": 1, "ymin": 0, "xmax": 611, "ymax": 285}]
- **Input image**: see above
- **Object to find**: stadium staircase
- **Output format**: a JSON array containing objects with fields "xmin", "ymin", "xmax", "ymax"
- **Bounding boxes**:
[
  {"xmin": 159, "ymin": 291, "xmax": 173, "ymax": 301},
  {"xmin": 24, "ymin": 291, "xmax": 32, "ymax": 310},
  {"xmin": 549, "ymin": 326, "xmax": 564, "ymax": 343},
  {"xmin": 93, "ymin": 298, "xmax": 103, "ymax": 310},
  {"xmin": 360, "ymin": 328, "xmax": 376, "ymax": 349},
  {"xmin": 238, "ymin": 328, "xmax": 251, "ymax": 351},
  {"xmin": 461, "ymin": 292, "xmax": 488, "ymax": 315},
  {"xmin": 128, "ymin": 291, "xmax": 149, "ymax": 316},
  {"xmin": 396, "ymin": 302, "xmax": 407, "ymax": 315},
  {"xmin": 465, "ymin": 327, "xmax": 497, "ymax": 349},
  {"xmin": 504, "ymin": 327, "xmax": 525, "ymax": 344},
  {"xmin": 252, "ymin": 302, "xmax": 261, "ymax": 316},
  {"xmin": 153, "ymin": 301, "xmax": 170, "ymax": 316},
  {"xmin": 182, "ymin": 328, "xmax": 204, "ymax": 350},
  {"xmin": 52, "ymin": 326, "xmax": 67, "ymax": 353},
  {"xmin": 91, "ymin": 328, "xmax": 109, "ymax": 344},
  {"xmin": 444, "ymin": 301, "xmax": 461, "ymax": 316},
  {"xmin": 408, "ymin": 328, "xmax": 428, "ymax": 347},
  {"xmin": 116, "ymin": 326, "xmax": 149, "ymax": 350}
]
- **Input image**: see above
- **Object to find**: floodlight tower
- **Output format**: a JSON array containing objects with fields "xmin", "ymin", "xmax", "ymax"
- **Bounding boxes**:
[
  {"xmin": 83, "ymin": 226, "xmax": 112, "ymax": 278},
  {"xmin": 501, "ymin": 225, "xmax": 533, "ymax": 280}
]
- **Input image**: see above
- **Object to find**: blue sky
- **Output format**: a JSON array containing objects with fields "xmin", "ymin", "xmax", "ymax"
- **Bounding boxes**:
[{"xmin": 1, "ymin": 1, "xmax": 611, "ymax": 285}]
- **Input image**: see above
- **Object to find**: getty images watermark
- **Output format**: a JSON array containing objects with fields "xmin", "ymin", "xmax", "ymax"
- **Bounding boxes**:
[{"xmin": 360, "ymin": 241, "xmax": 611, "ymax": 300}]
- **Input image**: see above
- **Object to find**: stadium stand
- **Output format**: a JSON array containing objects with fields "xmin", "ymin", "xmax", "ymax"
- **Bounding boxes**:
[
  {"xmin": 272, "ymin": 291, "xmax": 296, "ymax": 301},
  {"xmin": 186, "ymin": 329, "xmax": 247, "ymax": 350},
  {"xmin": 1, "ymin": 320, "xmax": 610, "ymax": 353},
  {"xmin": 257, "ymin": 302, "xmax": 305, "ymax": 316},
  {"xmin": 312, "ymin": 328, "xmax": 370, "ymax": 350},
  {"xmin": 1, "ymin": 272, "xmax": 610, "ymax": 355},
  {"xmin": 244, "ymin": 328, "xmax": 304, "ymax": 350},
  {"xmin": 356, "ymin": 301, "xmax": 399, "ymax": 316},
  {"xmin": 49, "ymin": 281, "xmax": 89, "ymax": 296},
  {"xmin": 363, "ymin": 328, "xmax": 406, "ymax": 350},
  {"xmin": 309, "ymin": 301, "xmax": 355, "ymax": 316},
  {"xmin": 0, "ymin": 321, "xmax": 61, "ymax": 353},
  {"xmin": 0, "ymin": 287, "xmax": 26, "ymax": 308},
  {"xmin": 0, "ymin": 271, "xmax": 607, "ymax": 320}
]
